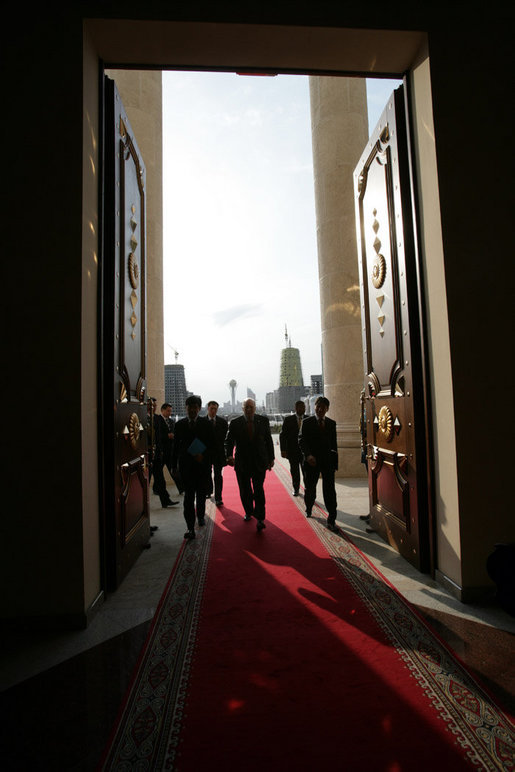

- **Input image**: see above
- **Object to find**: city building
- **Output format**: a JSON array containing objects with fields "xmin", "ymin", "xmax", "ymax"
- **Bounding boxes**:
[
  {"xmin": 310, "ymin": 374, "xmax": 323, "ymax": 395},
  {"xmin": 266, "ymin": 391, "xmax": 278, "ymax": 414},
  {"xmin": 277, "ymin": 327, "xmax": 309, "ymax": 412},
  {"xmin": 164, "ymin": 363, "xmax": 188, "ymax": 416}
]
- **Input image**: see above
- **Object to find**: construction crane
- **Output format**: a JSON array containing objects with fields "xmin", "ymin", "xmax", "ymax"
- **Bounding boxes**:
[{"xmin": 167, "ymin": 344, "xmax": 179, "ymax": 364}]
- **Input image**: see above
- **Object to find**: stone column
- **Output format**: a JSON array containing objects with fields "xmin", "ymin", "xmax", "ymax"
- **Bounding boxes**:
[
  {"xmin": 309, "ymin": 77, "xmax": 368, "ymax": 477},
  {"xmin": 106, "ymin": 69, "xmax": 165, "ymax": 406}
]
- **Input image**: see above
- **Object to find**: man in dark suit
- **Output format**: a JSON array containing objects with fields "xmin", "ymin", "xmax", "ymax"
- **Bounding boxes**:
[
  {"xmin": 205, "ymin": 400, "xmax": 228, "ymax": 506},
  {"xmin": 153, "ymin": 402, "xmax": 180, "ymax": 508},
  {"xmin": 172, "ymin": 395, "xmax": 215, "ymax": 540},
  {"xmin": 279, "ymin": 400, "xmax": 306, "ymax": 496},
  {"xmin": 299, "ymin": 396, "xmax": 339, "ymax": 532},
  {"xmin": 225, "ymin": 398, "xmax": 275, "ymax": 531}
]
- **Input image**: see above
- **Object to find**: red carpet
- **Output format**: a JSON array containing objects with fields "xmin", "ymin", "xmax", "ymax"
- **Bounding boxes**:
[{"xmin": 100, "ymin": 466, "xmax": 514, "ymax": 771}]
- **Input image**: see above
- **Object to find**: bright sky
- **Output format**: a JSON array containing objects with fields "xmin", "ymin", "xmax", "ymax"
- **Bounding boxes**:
[{"xmin": 162, "ymin": 72, "xmax": 400, "ymax": 408}]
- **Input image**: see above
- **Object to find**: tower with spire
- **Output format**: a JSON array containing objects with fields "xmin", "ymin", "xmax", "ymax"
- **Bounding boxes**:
[{"xmin": 278, "ymin": 325, "xmax": 306, "ymax": 411}]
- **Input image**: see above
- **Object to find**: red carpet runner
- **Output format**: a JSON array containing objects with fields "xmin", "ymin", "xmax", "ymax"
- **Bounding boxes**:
[{"xmin": 100, "ymin": 466, "xmax": 514, "ymax": 771}]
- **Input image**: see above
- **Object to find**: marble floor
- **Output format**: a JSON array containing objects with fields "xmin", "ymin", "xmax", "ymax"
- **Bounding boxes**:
[{"xmin": 1, "ymin": 455, "xmax": 513, "ymax": 770}]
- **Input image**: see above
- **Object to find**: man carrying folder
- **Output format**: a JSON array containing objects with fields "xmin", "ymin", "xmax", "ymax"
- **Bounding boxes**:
[{"xmin": 172, "ymin": 395, "xmax": 215, "ymax": 540}]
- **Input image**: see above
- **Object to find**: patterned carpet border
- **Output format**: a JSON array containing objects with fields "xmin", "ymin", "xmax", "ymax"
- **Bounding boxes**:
[
  {"xmin": 101, "ymin": 463, "xmax": 514, "ymax": 771},
  {"xmin": 274, "ymin": 460, "xmax": 515, "ymax": 771},
  {"xmin": 98, "ymin": 512, "xmax": 215, "ymax": 771}
]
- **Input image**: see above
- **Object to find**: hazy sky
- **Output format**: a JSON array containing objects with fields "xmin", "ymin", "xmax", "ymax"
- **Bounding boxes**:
[{"xmin": 162, "ymin": 72, "xmax": 400, "ymax": 408}]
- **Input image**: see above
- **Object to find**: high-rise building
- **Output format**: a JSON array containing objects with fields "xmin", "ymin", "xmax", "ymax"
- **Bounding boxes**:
[
  {"xmin": 279, "ymin": 327, "xmax": 303, "ymax": 389},
  {"xmin": 266, "ymin": 391, "xmax": 279, "ymax": 414},
  {"xmin": 311, "ymin": 374, "xmax": 323, "ymax": 395},
  {"xmin": 247, "ymin": 387, "xmax": 256, "ymax": 402},
  {"xmin": 277, "ymin": 326, "xmax": 307, "ymax": 412},
  {"xmin": 164, "ymin": 364, "xmax": 188, "ymax": 416}
]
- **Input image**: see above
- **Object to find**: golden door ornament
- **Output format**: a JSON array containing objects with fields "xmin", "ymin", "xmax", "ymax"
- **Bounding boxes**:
[
  {"xmin": 378, "ymin": 405, "xmax": 394, "ymax": 442},
  {"xmin": 372, "ymin": 254, "xmax": 387, "ymax": 289},
  {"xmin": 129, "ymin": 412, "xmax": 141, "ymax": 449},
  {"xmin": 128, "ymin": 252, "xmax": 139, "ymax": 289}
]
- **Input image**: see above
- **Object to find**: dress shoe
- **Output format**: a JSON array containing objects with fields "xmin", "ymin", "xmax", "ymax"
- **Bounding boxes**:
[
  {"xmin": 256, "ymin": 520, "xmax": 266, "ymax": 531},
  {"xmin": 359, "ymin": 514, "xmax": 370, "ymax": 522},
  {"xmin": 215, "ymin": 500, "xmax": 223, "ymax": 506},
  {"xmin": 293, "ymin": 490, "xmax": 299, "ymax": 496},
  {"xmin": 306, "ymin": 510, "xmax": 312, "ymax": 518},
  {"xmin": 327, "ymin": 520, "xmax": 338, "ymax": 533},
  {"xmin": 184, "ymin": 530, "xmax": 195, "ymax": 540},
  {"xmin": 198, "ymin": 518, "xmax": 206, "ymax": 527},
  {"xmin": 244, "ymin": 515, "xmax": 252, "ymax": 522},
  {"xmin": 150, "ymin": 525, "xmax": 158, "ymax": 532},
  {"xmin": 162, "ymin": 500, "xmax": 179, "ymax": 508}
]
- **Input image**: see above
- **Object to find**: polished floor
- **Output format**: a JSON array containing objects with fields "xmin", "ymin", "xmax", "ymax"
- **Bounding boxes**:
[{"xmin": 1, "ymin": 453, "xmax": 514, "ymax": 771}]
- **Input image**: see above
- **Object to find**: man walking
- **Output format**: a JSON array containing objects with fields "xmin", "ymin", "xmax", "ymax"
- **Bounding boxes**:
[
  {"xmin": 299, "ymin": 396, "xmax": 339, "ymax": 532},
  {"xmin": 279, "ymin": 400, "xmax": 306, "ymax": 496},
  {"xmin": 172, "ymin": 395, "xmax": 215, "ymax": 540},
  {"xmin": 225, "ymin": 398, "xmax": 274, "ymax": 531},
  {"xmin": 205, "ymin": 400, "xmax": 228, "ymax": 506},
  {"xmin": 153, "ymin": 402, "xmax": 180, "ymax": 509}
]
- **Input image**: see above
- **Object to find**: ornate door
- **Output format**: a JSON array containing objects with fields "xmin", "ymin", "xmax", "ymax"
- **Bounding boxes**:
[
  {"xmin": 101, "ymin": 75, "xmax": 150, "ymax": 590},
  {"xmin": 353, "ymin": 85, "xmax": 432, "ymax": 572}
]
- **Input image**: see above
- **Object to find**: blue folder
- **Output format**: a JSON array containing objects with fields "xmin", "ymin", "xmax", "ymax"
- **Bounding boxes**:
[{"xmin": 188, "ymin": 437, "xmax": 206, "ymax": 456}]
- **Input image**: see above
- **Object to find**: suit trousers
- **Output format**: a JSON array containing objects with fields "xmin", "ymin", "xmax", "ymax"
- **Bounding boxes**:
[
  {"xmin": 303, "ymin": 463, "xmax": 337, "ymax": 520},
  {"xmin": 153, "ymin": 453, "xmax": 171, "ymax": 506},
  {"xmin": 182, "ymin": 467, "xmax": 208, "ymax": 530},
  {"xmin": 206, "ymin": 463, "xmax": 224, "ymax": 501},
  {"xmin": 236, "ymin": 466, "xmax": 266, "ymax": 520},
  {"xmin": 288, "ymin": 454, "xmax": 305, "ymax": 493}
]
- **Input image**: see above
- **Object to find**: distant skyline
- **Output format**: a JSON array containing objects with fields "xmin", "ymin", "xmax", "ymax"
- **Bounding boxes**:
[{"xmin": 162, "ymin": 72, "xmax": 400, "ymax": 407}]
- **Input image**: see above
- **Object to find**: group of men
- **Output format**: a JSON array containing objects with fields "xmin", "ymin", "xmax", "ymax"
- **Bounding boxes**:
[
  {"xmin": 279, "ymin": 397, "xmax": 339, "ymax": 531},
  {"xmin": 147, "ymin": 394, "xmax": 339, "ymax": 541}
]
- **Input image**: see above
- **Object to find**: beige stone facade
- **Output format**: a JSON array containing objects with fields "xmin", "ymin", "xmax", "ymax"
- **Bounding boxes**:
[{"xmin": 309, "ymin": 77, "xmax": 368, "ymax": 477}]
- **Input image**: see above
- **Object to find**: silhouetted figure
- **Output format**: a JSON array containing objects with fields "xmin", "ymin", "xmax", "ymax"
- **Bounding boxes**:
[
  {"xmin": 154, "ymin": 402, "xmax": 179, "ymax": 509},
  {"xmin": 280, "ymin": 400, "xmax": 306, "ymax": 496},
  {"xmin": 299, "ymin": 396, "xmax": 339, "ymax": 532},
  {"xmin": 205, "ymin": 400, "xmax": 228, "ymax": 506},
  {"xmin": 225, "ymin": 399, "xmax": 274, "ymax": 532},
  {"xmin": 172, "ymin": 395, "xmax": 215, "ymax": 540}
]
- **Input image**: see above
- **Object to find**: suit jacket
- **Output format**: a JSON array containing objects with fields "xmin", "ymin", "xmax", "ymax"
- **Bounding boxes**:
[
  {"xmin": 299, "ymin": 415, "xmax": 338, "ymax": 471},
  {"xmin": 225, "ymin": 414, "xmax": 275, "ymax": 474},
  {"xmin": 172, "ymin": 416, "xmax": 215, "ymax": 477},
  {"xmin": 154, "ymin": 413, "xmax": 174, "ymax": 467},
  {"xmin": 279, "ymin": 413, "xmax": 304, "ymax": 460},
  {"xmin": 207, "ymin": 415, "xmax": 228, "ymax": 466}
]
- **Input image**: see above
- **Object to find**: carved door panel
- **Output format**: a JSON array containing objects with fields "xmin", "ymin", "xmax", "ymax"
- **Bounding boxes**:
[
  {"xmin": 354, "ymin": 85, "xmax": 431, "ymax": 572},
  {"xmin": 102, "ymin": 75, "xmax": 149, "ymax": 590}
]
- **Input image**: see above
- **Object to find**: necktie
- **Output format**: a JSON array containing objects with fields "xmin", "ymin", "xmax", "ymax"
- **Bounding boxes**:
[{"xmin": 247, "ymin": 420, "xmax": 253, "ymax": 438}]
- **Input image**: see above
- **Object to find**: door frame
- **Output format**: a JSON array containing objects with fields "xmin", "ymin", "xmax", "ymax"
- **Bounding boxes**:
[
  {"xmin": 85, "ymin": 22, "xmax": 444, "ymax": 597},
  {"xmin": 97, "ymin": 64, "xmax": 151, "ymax": 592},
  {"xmin": 355, "ymin": 80, "xmax": 435, "ymax": 574}
]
